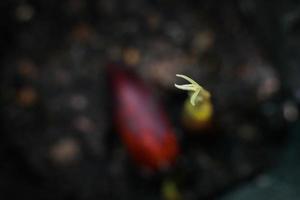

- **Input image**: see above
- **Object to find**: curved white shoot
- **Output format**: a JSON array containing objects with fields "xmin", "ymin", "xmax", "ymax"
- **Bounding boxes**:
[{"xmin": 174, "ymin": 74, "xmax": 210, "ymax": 106}]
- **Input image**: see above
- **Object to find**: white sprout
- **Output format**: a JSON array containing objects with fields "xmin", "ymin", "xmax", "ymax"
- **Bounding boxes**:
[{"xmin": 174, "ymin": 74, "xmax": 210, "ymax": 106}]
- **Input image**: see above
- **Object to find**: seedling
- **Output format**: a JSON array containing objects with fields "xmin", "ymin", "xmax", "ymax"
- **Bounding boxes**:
[{"xmin": 175, "ymin": 74, "xmax": 213, "ymax": 130}]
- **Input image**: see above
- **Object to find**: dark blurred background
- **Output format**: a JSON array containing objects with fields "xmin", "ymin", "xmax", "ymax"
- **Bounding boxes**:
[{"xmin": 1, "ymin": 0, "xmax": 300, "ymax": 200}]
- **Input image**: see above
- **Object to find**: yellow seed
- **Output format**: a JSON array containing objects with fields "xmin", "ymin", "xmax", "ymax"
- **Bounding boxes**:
[{"xmin": 182, "ymin": 97, "xmax": 213, "ymax": 129}]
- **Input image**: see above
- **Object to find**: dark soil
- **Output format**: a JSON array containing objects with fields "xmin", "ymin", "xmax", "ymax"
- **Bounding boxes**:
[{"xmin": 1, "ymin": 1, "xmax": 297, "ymax": 200}]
